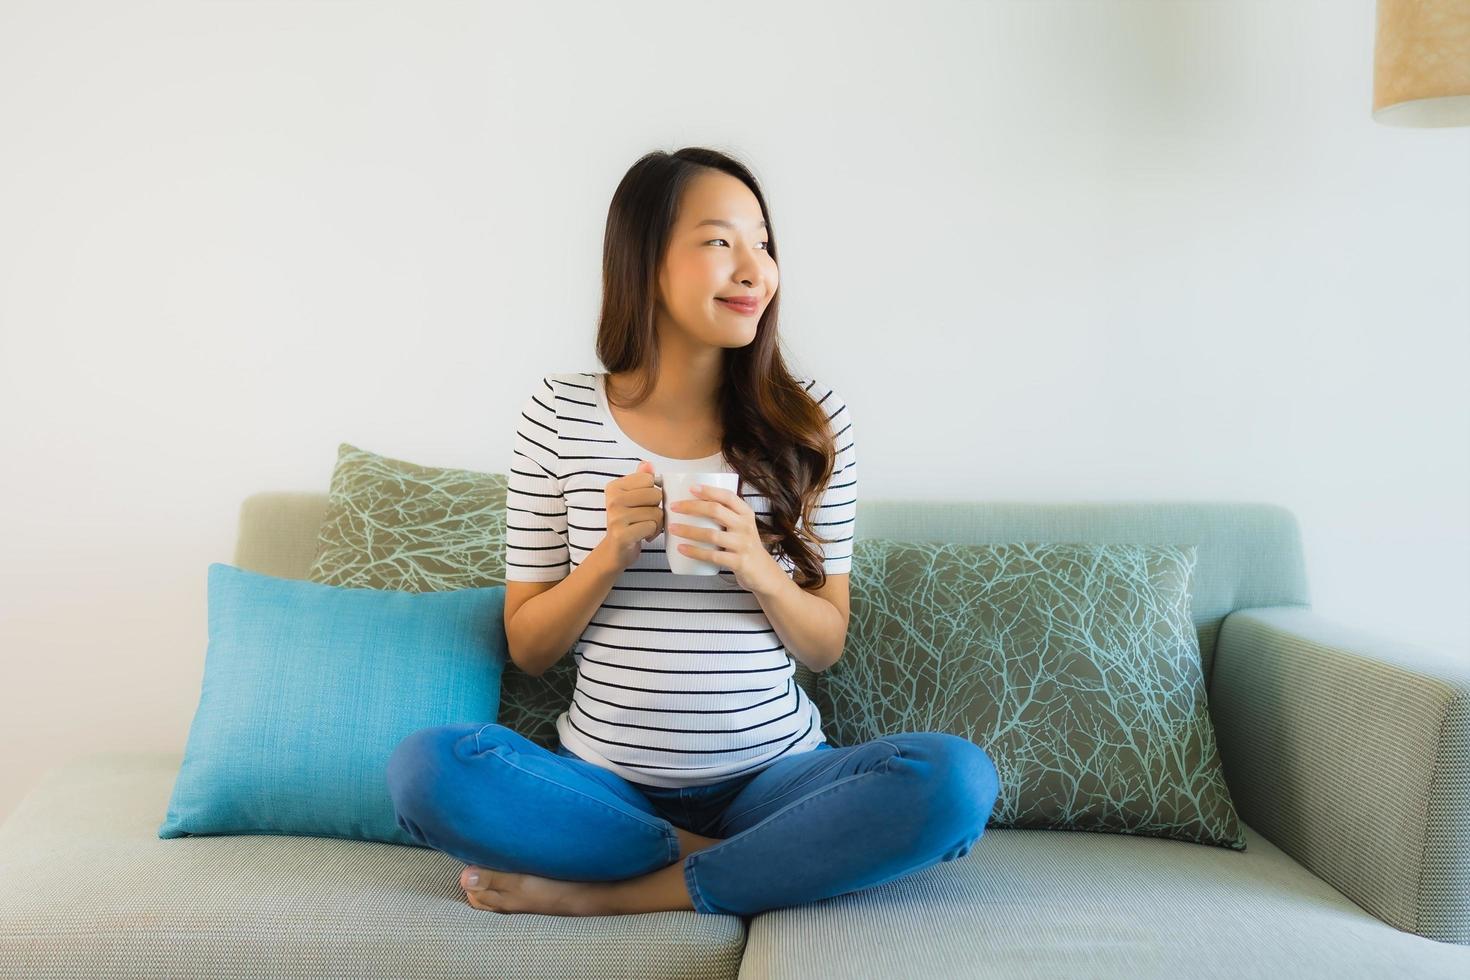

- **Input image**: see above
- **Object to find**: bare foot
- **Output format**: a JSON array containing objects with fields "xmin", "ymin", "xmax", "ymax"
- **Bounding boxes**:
[
  {"xmin": 458, "ymin": 829, "xmax": 726, "ymax": 915},
  {"xmin": 459, "ymin": 865, "xmax": 600, "ymax": 916}
]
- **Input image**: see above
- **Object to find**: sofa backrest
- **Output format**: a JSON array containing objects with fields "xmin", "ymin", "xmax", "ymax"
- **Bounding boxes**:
[{"xmin": 232, "ymin": 491, "xmax": 1309, "ymax": 693}]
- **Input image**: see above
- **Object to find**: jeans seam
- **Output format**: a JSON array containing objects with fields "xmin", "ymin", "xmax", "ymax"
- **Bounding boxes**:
[
  {"xmin": 706, "ymin": 767, "xmax": 884, "ymax": 862},
  {"xmin": 720, "ymin": 740, "xmax": 893, "ymax": 829},
  {"xmin": 720, "ymin": 758, "xmax": 851, "ymax": 829},
  {"xmin": 472, "ymin": 728, "xmax": 679, "ymax": 859},
  {"xmin": 683, "ymin": 856, "xmax": 714, "ymax": 914},
  {"xmin": 874, "ymin": 740, "xmax": 907, "ymax": 780}
]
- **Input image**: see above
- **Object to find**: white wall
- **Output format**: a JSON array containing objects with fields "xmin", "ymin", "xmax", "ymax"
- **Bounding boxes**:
[{"xmin": 1, "ymin": 0, "xmax": 1466, "ymax": 822}]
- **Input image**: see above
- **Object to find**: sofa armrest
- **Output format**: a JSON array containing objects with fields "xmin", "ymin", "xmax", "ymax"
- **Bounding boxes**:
[{"xmin": 1209, "ymin": 606, "xmax": 1469, "ymax": 945}]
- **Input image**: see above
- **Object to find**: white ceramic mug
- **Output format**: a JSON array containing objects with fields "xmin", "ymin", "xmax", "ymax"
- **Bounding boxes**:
[{"xmin": 660, "ymin": 471, "xmax": 741, "ymax": 575}]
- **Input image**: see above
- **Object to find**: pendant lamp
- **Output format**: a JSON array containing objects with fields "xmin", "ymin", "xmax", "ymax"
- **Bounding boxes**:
[{"xmin": 1373, "ymin": 0, "xmax": 1470, "ymax": 127}]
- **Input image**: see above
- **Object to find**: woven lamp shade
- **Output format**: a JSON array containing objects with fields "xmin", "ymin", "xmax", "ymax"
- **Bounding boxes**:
[{"xmin": 1373, "ymin": 0, "xmax": 1470, "ymax": 126}]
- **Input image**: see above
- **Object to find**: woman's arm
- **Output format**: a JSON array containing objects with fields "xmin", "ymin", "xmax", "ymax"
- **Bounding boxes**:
[
  {"xmin": 505, "ymin": 544, "xmax": 624, "ymax": 677},
  {"xmin": 750, "ymin": 572, "xmax": 851, "ymax": 673}
]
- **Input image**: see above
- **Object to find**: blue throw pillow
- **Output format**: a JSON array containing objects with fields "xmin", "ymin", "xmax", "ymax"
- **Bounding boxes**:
[{"xmin": 158, "ymin": 562, "xmax": 507, "ymax": 846}]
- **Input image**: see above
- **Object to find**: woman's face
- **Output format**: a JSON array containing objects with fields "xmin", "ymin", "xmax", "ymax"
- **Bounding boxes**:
[{"xmin": 656, "ymin": 171, "xmax": 778, "ymax": 350}]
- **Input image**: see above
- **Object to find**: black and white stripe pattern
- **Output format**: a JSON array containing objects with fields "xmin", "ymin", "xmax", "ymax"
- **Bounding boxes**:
[{"xmin": 504, "ymin": 371, "xmax": 858, "ymax": 788}]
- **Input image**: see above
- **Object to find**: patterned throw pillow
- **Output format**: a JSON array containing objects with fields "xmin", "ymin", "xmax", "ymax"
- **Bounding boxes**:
[
  {"xmin": 308, "ymin": 442, "xmax": 509, "ymax": 591},
  {"xmin": 305, "ymin": 443, "xmax": 575, "ymax": 747},
  {"xmin": 818, "ymin": 539, "xmax": 1246, "ymax": 850}
]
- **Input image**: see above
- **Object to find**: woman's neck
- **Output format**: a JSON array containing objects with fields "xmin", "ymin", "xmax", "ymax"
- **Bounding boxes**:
[{"xmin": 606, "ymin": 364, "xmax": 721, "ymax": 422}]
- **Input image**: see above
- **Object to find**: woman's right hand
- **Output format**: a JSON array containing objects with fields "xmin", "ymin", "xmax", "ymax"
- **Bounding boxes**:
[{"xmin": 597, "ymin": 460, "xmax": 664, "ymax": 573}]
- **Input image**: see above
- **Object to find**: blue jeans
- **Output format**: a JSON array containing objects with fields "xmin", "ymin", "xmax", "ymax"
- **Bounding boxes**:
[{"xmin": 385, "ymin": 721, "xmax": 1000, "ymax": 917}]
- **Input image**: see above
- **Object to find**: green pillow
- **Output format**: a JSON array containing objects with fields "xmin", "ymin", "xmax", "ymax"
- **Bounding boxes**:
[
  {"xmin": 305, "ymin": 442, "xmax": 574, "ymax": 748},
  {"xmin": 819, "ymin": 539, "xmax": 1245, "ymax": 850},
  {"xmin": 307, "ymin": 442, "xmax": 508, "ymax": 592}
]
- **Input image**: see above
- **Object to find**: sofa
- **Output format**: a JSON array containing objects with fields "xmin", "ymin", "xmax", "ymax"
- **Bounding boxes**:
[{"xmin": 2, "ymin": 490, "xmax": 1467, "ymax": 979}]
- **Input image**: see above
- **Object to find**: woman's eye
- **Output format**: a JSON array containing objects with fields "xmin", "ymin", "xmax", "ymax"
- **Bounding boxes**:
[{"xmin": 707, "ymin": 239, "xmax": 772, "ymax": 251}]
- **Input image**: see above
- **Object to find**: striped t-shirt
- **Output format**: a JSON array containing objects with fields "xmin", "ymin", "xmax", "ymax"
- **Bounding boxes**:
[{"xmin": 504, "ymin": 370, "xmax": 858, "ymax": 788}]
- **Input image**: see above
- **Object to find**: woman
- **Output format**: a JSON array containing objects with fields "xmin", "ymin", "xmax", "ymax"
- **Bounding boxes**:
[{"xmin": 387, "ymin": 147, "xmax": 999, "ymax": 917}]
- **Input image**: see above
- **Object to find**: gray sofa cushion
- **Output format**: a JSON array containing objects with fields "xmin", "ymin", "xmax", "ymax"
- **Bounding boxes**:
[
  {"xmin": 0, "ymin": 754, "xmax": 744, "ymax": 979},
  {"xmin": 739, "ymin": 814, "xmax": 1470, "ymax": 979},
  {"xmin": 4, "ymin": 753, "xmax": 1466, "ymax": 978}
]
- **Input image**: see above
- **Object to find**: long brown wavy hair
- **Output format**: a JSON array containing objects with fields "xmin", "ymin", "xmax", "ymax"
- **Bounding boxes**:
[{"xmin": 596, "ymin": 147, "xmax": 842, "ymax": 591}]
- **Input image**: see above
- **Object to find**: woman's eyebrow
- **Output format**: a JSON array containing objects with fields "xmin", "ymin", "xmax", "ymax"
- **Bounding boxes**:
[{"xmin": 694, "ymin": 218, "xmax": 769, "ymax": 230}]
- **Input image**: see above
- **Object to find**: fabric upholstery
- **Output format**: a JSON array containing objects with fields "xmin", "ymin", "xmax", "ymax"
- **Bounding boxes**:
[
  {"xmin": 157, "ymin": 563, "xmax": 507, "ymax": 847},
  {"xmin": 3, "ymin": 754, "xmax": 746, "ymax": 979},
  {"xmin": 844, "ymin": 499, "xmax": 1311, "ymax": 691},
  {"xmin": 307, "ymin": 442, "xmax": 508, "ymax": 592},
  {"xmin": 3, "ymin": 754, "xmax": 1466, "ymax": 978},
  {"xmin": 1211, "ymin": 606, "xmax": 1470, "ymax": 946},
  {"xmin": 823, "ymin": 538, "xmax": 1244, "ymax": 849},
  {"xmin": 738, "ymin": 802, "xmax": 1470, "ymax": 979},
  {"xmin": 196, "ymin": 490, "xmax": 1469, "ymax": 953}
]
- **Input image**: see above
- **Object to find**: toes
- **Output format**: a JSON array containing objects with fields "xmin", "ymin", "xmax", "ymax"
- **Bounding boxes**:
[
  {"xmin": 461, "ymin": 866, "xmax": 513, "ymax": 902},
  {"xmin": 460, "ymin": 865, "xmax": 488, "ymax": 891},
  {"xmin": 460, "ymin": 866, "xmax": 502, "ymax": 912},
  {"xmin": 464, "ymin": 882, "xmax": 505, "ymax": 912}
]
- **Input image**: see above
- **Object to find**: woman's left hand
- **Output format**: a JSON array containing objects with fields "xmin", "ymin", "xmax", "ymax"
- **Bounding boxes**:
[{"xmin": 667, "ymin": 484, "xmax": 787, "ymax": 595}]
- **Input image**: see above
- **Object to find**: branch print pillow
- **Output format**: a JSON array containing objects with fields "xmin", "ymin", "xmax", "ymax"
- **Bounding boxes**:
[{"xmin": 818, "ymin": 539, "xmax": 1245, "ymax": 850}]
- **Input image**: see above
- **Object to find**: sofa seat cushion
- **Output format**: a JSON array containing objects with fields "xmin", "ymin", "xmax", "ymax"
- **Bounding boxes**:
[
  {"xmin": 0, "ymin": 753, "xmax": 745, "ymax": 980},
  {"xmin": 739, "ymin": 820, "xmax": 1470, "ymax": 979}
]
